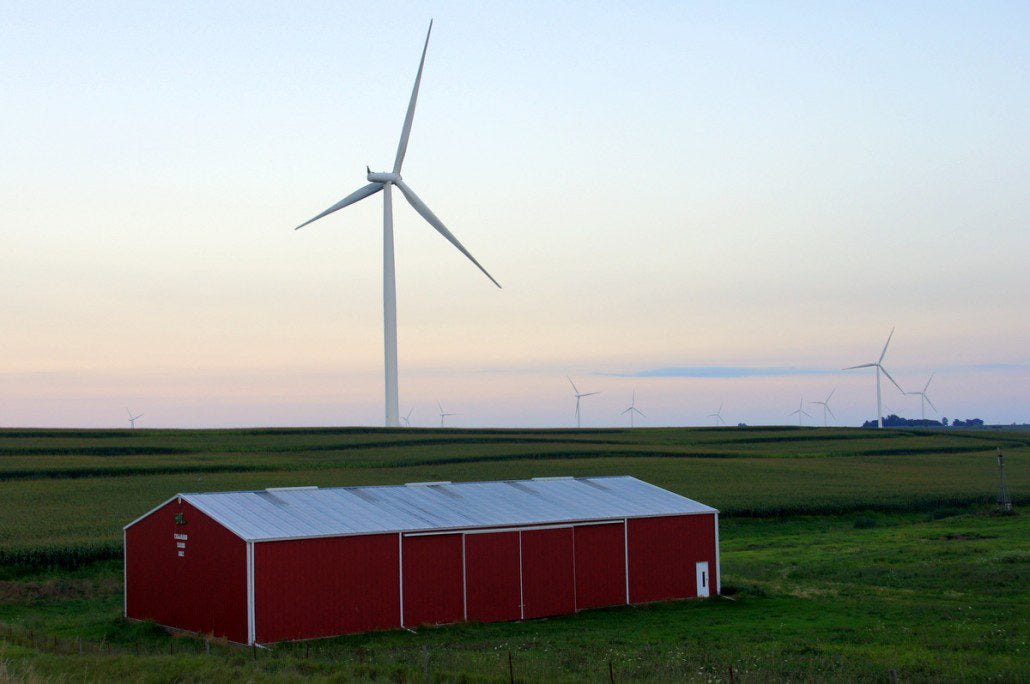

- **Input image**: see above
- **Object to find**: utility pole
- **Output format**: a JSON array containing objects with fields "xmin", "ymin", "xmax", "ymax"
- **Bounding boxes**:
[{"xmin": 997, "ymin": 448, "xmax": 1012, "ymax": 512}]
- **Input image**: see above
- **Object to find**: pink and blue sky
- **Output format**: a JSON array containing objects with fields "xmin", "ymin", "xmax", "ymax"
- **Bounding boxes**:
[{"xmin": 2, "ymin": 1, "xmax": 1027, "ymax": 427}]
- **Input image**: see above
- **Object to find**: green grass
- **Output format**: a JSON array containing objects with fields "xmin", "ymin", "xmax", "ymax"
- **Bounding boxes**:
[{"xmin": 0, "ymin": 426, "xmax": 1026, "ymax": 680}]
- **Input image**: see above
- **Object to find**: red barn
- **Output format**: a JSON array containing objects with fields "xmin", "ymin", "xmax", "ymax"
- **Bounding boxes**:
[{"xmin": 124, "ymin": 476, "xmax": 720, "ymax": 644}]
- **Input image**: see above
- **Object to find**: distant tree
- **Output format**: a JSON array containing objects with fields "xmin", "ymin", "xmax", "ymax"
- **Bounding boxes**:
[{"xmin": 942, "ymin": 417, "xmax": 949, "ymax": 426}]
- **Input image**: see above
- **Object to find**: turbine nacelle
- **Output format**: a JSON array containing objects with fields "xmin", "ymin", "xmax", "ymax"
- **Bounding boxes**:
[{"xmin": 367, "ymin": 170, "xmax": 401, "ymax": 183}]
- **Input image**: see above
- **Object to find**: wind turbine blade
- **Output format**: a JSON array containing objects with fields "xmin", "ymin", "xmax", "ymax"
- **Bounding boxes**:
[
  {"xmin": 295, "ymin": 183, "xmax": 384, "ymax": 230},
  {"xmin": 581, "ymin": 392, "xmax": 600, "ymax": 397},
  {"xmin": 878, "ymin": 327, "xmax": 895, "ymax": 363},
  {"xmin": 879, "ymin": 365, "xmax": 904, "ymax": 393},
  {"xmin": 135, "ymin": 414, "xmax": 144, "ymax": 420},
  {"xmin": 620, "ymin": 407, "xmax": 632, "ymax": 415},
  {"xmin": 925, "ymin": 395, "xmax": 938, "ymax": 413},
  {"xmin": 924, "ymin": 373, "xmax": 934, "ymax": 392},
  {"xmin": 843, "ymin": 363, "xmax": 875, "ymax": 370},
  {"xmin": 126, "ymin": 408, "xmax": 133, "ymax": 418},
  {"xmin": 393, "ymin": 20, "xmax": 433, "ymax": 174},
  {"xmin": 567, "ymin": 376, "xmax": 579, "ymax": 394},
  {"xmin": 826, "ymin": 405, "xmax": 836, "ymax": 419},
  {"xmin": 635, "ymin": 408, "xmax": 646, "ymax": 417},
  {"xmin": 826, "ymin": 387, "xmax": 836, "ymax": 402},
  {"xmin": 802, "ymin": 410, "xmax": 813, "ymax": 418},
  {"xmin": 394, "ymin": 180, "xmax": 501, "ymax": 288}
]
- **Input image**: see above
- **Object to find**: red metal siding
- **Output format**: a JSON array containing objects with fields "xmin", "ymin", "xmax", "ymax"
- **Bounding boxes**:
[
  {"xmin": 627, "ymin": 514, "xmax": 717, "ymax": 604},
  {"xmin": 573, "ymin": 522, "xmax": 627, "ymax": 610},
  {"xmin": 521, "ymin": 527, "xmax": 576, "ymax": 619},
  {"xmin": 464, "ymin": 532, "xmax": 521, "ymax": 623},
  {"xmin": 402, "ymin": 534, "xmax": 464, "ymax": 627},
  {"xmin": 125, "ymin": 499, "xmax": 247, "ymax": 643},
  {"xmin": 254, "ymin": 534, "xmax": 400, "ymax": 642}
]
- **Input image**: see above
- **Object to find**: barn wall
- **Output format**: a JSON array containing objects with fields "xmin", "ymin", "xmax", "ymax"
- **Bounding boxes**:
[
  {"xmin": 254, "ymin": 534, "xmax": 400, "ymax": 642},
  {"xmin": 125, "ymin": 499, "xmax": 247, "ymax": 643},
  {"xmin": 627, "ymin": 514, "xmax": 717, "ymax": 604},
  {"xmin": 402, "ymin": 533, "xmax": 464, "ymax": 627},
  {"xmin": 573, "ymin": 522, "xmax": 627, "ymax": 609}
]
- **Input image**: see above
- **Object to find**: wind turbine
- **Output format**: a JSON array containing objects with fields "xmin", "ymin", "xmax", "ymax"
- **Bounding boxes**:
[
  {"xmin": 788, "ymin": 396, "xmax": 813, "ymax": 426},
  {"xmin": 438, "ymin": 402, "xmax": 456, "ymax": 428},
  {"xmin": 568, "ymin": 376, "xmax": 599, "ymax": 428},
  {"xmin": 810, "ymin": 388, "xmax": 836, "ymax": 427},
  {"xmin": 708, "ymin": 403, "xmax": 727, "ymax": 426},
  {"xmin": 906, "ymin": 373, "xmax": 938, "ymax": 421},
  {"xmin": 126, "ymin": 409, "xmax": 143, "ymax": 429},
  {"xmin": 401, "ymin": 407, "xmax": 414, "ymax": 428},
  {"xmin": 294, "ymin": 21, "xmax": 500, "ymax": 427},
  {"xmin": 620, "ymin": 391, "xmax": 646, "ymax": 428},
  {"xmin": 843, "ymin": 327, "xmax": 905, "ymax": 428}
]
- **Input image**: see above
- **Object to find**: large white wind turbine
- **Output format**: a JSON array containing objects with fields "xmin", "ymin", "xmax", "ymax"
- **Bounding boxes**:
[
  {"xmin": 708, "ymin": 403, "xmax": 727, "ymax": 426},
  {"xmin": 294, "ymin": 21, "xmax": 500, "ymax": 427},
  {"xmin": 906, "ymin": 373, "xmax": 938, "ymax": 421},
  {"xmin": 843, "ymin": 328, "xmax": 905, "ymax": 428},
  {"xmin": 810, "ymin": 388, "xmax": 836, "ymax": 427},
  {"xmin": 568, "ymin": 376, "xmax": 599, "ymax": 428},
  {"xmin": 788, "ymin": 396, "xmax": 813, "ymax": 426},
  {"xmin": 438, "ymin": 402, "xmax": 456, "ymax": 428},
  {"xmin": 126, "ymin": 409, "xmax": 143, "ymax": 429},
  {"xmin": 620, "ymin": 391, "xmax": 646, "ymax": 428}
]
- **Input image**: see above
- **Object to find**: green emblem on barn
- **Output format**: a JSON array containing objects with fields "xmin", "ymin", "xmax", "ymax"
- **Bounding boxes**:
[{"xmin": 174, "ymin": 512, "xmax": 187, "ymax": 525}]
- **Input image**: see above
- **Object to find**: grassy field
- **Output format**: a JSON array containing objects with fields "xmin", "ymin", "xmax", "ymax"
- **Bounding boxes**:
[{"xmin": 0, "ymin": 426, "xmax": 1026, "ymax": 681}]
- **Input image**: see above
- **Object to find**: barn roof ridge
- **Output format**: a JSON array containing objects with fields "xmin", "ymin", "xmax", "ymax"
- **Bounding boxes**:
[{"xmin": 135, "ymin": 475, "xmax": 717, "ymax": 543}]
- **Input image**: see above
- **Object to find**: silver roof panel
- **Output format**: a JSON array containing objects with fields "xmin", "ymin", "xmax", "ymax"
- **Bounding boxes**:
[{"xmin": 176, "ymin": 476, "xmax": 717, "ymax": 542}]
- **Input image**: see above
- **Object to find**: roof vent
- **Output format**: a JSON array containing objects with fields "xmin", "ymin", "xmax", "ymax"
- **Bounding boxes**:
[
  {"xmin": 265, "ymin": 486, "xmax": 318, "ymax": 492},
  {"xmin": 406, "ymin": 481, "xmax": 452, "ymax": 487}
]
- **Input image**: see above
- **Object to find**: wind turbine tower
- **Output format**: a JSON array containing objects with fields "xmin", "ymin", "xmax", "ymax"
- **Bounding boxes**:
[
  {"xmin": 843, "ymin": 328, "xmax": 905, "ymax": 428},
  {"xmin": 788, "ymin": 396, "xmax": 813, "ymax": 426},
  {"xmin": 294, "ymin": 21, "xmax": 500, "ymax": 427},
  {"xmin": 620, "ymin": 391, "xmax": 646, "ymax": 428},
  {"xmin": 906, "ymin": 373, "xmax": 937, "ymax": 421},
  {"xmin": 568, "ymin": 376, "xmax": 599, "ymax": 428},
  {"xmin": 126, "ymin": 409, "xmax": 143, "ymax": 429},
  {"xmin": 438, "ymin": 402, "xmax": 456, "ymax": 428},
  {"xmin": 810, "ymin": 388, "xmax": 836, "ymax": 427}
]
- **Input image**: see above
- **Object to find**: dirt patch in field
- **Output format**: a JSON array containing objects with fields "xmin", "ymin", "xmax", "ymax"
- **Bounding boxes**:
[
  {"xmin": 937, "ymin": 532, "xmax": 996, "ymax": 541},
  {"xmin": 0, "ymin": 578, "xmax": 120, "ymax": 604}
]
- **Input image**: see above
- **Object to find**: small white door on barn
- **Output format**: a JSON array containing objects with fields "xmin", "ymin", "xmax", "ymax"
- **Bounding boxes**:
[{"xmin": 695, "ymin": 562, "xmax": 710, "ymax": 598}]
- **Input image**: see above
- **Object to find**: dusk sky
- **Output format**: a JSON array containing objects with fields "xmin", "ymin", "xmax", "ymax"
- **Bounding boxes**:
[{"xmin": 3, "ymin": 1, "xmax": 1028, "ymax": 428}]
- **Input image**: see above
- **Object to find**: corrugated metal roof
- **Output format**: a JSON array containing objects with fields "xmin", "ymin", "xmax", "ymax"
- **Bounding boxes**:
[{"xmin": 175, "ymin": 476, "xmax": 717, "ymax": 542}]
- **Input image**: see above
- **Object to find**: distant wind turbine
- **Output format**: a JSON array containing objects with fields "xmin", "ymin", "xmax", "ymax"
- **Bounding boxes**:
[
  {"xmin": 708, "ymin": 403, "xmax": 727, "ymax": 426},
  {"xmin": 620, "ymin": 391, "xmax": 646, "ymax": 428},
  {"xmin": 401, "ymin": 407, "xmax": 414, "ymax": 428},
  {"xmin": 294, "ymin": 21, "xmax": 500, "ymax": 428},
  {"xmin": 568, "ymin": 376, "xmax": 600, "ymax": 428},
  {"xmin": 843, "ymin": 327, "xmax": 905, "ymax": 428},
  {"xmin": 906, "ymin": 373, "xmax": 938, "ymax": 420},
  {"xmin": 810, "ymin": 388, "xmax": 836, "ymax": 427},
  {"xmin": 438, "ymin": 402, "xmax": 456, "ymax": 428},
  {"xmin": 788, "ymin": 396, "xmax": 813, "ymax": 426},
  {"xmin": 126, "ymin": 409, "xmax": 143, "ymax": 429}
]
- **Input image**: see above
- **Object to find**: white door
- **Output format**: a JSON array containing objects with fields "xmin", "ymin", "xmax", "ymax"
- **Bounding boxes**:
[{"xmin": 695, "ymin": 561, "xmax": 710, "ymax": 598}]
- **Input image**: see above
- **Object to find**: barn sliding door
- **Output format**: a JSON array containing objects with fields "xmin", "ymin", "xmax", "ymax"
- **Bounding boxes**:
[
  {"xmin": 463, "ymin": 531, "xmax": 521, "ymax": 623},
  {"xmin": 520, "ymin": 527, "xmax": 575, "ymax": 619}
]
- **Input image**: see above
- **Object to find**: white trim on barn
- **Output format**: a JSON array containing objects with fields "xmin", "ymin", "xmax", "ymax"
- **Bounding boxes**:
[
  {"xmin": 246, "ymin": 541, "xmax": 255, "ymax": 646},
  {"xmin": 398, "ymin": 533, "xmax": 404, "ymax": 628},
  {"xmin": 714, "ymin": 512, "xmax": 722, "ymax": 595},
  {"xmin": 623, "ymin": 518, "xmax": 630, "ymax": 604}
]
